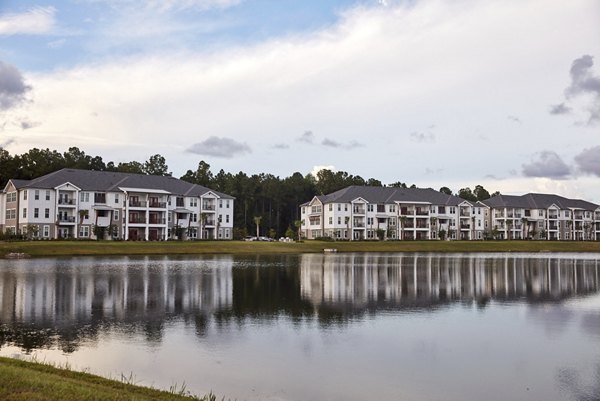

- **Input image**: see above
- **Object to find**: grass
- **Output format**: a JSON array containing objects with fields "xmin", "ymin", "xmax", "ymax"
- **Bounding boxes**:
[
  {"xmin": 0, "ymin": 356, "xmax": 215, "ymax": 401},
  {"xmin": 1, "ymin": 239, "xmax": 600, "ymax": 258}
]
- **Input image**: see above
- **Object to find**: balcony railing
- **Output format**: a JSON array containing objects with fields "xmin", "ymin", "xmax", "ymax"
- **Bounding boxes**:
[
  {"xmin": 574, "ymin": 213, "xmax": 584, "ymax": 220},
  {"xmin": 400, "ymin": 208, "xmax": 414, "ymax": 215},
  {"xmin": 58, "ymin": 216, "xmax": 76, "ymax": 223},
  {"xmin": 460, "ymin": 210, "xmax": 470, "ymax": 217},
  {"xmin": 460, "ymin": 224, "xmax": 470, "ymax": 229},
  {"xmin": 129, "ymin": 200, "xmax": 147, "ymax": 207},
  {"xmin": 148, "ymin": 218, "xmax": 166, "ymax": 224},
  {"xmin": 148, "ymin": 202, "xmax": 167, "ymax": 208},
  {"xmin": 202, "ymin": 204, "xmax": 216, "ymax": 210},
  {"xmin": 353, "ymin": 207, "xmax": 365, "ymax": 214},
  {"xmin": 129, "ymin": 217, "xmax": 147, "ymax": 224},
  {"xmin": 58, "ymin": 199, "xmax": 75, "ymax": 205},
  {"xmin": 495, "ymin": 212, "xmax": 504, "ymax": 218},
  {"xmin": 415, "ymin": 209, "xmax": 429, "ymax": 216},
  {"xmin": 353, "ymin": 223, "xmax": 365, "ymax": 228},
  {"xmin": 205, "ymin": 220, "xmax": 216, "ymax": 226},
  {"xmin": 548, "ymin": 212, "xmax": 558, "ymax": 219}
]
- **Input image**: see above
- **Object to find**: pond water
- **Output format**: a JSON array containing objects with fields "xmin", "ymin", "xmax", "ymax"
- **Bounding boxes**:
[{"xmin": 0, "ymin": 253, "xmax": 599, "ymax": 401}]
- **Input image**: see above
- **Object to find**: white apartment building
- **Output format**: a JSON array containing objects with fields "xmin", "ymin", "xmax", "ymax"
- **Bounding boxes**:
[
  {"xmin": 300, "ymin": 186, "xmax": 486, "ymax": 241},
  {"xmin": 301, "ymin": 186, "xmax": 600, "ymax": 241},
  {"xmin": 0, "ymin": 168, "xmax": 234, "ymax": 240},
  {"xmin": 481, "ymin": 193, "xmax": 600, "ymax": 241}
]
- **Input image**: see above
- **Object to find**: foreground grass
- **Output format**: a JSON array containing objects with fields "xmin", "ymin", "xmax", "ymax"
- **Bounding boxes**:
[
  {"xmin": 1, "ymin": 239, "xmax": 600, "ymax": 258},
  {"xmin": 0, "ymin": 356, "xmax": 210, "ymax": 401}
]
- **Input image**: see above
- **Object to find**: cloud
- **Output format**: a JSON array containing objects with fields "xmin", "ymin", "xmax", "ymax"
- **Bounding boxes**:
[
  {"xmin": 574, "ymin": 145, "xmax": 600, "ymax": 177},
  {"xmin": 0, "ymin": 138, "xmax": 15, "ymax": 148},
  {"xmin": 91, "ymin": 0, "xmax": 242, "ymax": 12},
  {"xmin": 272, "ymin": 143, "xmax": 289, "ymax": 149},
  {"xmin": 20, "ymin": 119, "xmax": 40, "ymax": 130},
  {"xmin": 321, "ymin": 138, "xmax": 364, "ymax": 150},
  {"xmin": 410, "ymin": 132, "xmax": 435, "ymax": 143},
  {"xmin": 522, "ymin": 151, "xmax": 571, "ymax": 179},
  {"xmin": 297, "ymin": 131, "xmax": 315, "ymax": 144},
  {"xmin": 310, "ymin": 165, "xmax": 336, "ymax": 177},
  {"xmin": 507, "ymin": 115, "xmax": 522, "ymax": 124},
  {"xmin": 549, "ymin": 103, "xmax": 571, "ymax": 115},
  {"xmin": 0, "ymin": 61, "xmax": 31, "ymax": 110},
  {"xmin": 552, "ymin": 54, "xmax": 600, "ymax": 124},
  {"xmin": 47, "ymin": 38, "xmax": 67, "ymax": 49},
  {"xmin": 0, "ymin": 7, "xmax": 56, "ymax": 35},
  {"xmin": 186, "ymin": 136, "xmax": 251, "ymax": 158}
]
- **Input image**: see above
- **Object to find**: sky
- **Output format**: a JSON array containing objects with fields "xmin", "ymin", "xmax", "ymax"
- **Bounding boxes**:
[{"xmin": 1, "ymin": 0, "xmax": 600, "ymax": 201}]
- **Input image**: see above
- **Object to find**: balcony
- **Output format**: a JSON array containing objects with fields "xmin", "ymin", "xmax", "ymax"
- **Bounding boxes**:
[
  {"xmin": 460, "ymin": 224, "xmax": 470, "ymax": 229},
  {"xmin": 506, "ymin": 211, "xmax": 514, "ymax": 218},
  {"xmin": 353, "ymin": 207, "xmax": 365, "ymax": 214},
  {"xmin": 549, "ymin": 223, "xmax": 558, "ymax": 230},
  {"xmin": 58, "ymin": 199, "xmax": 75, "ymax": 205},
  {"xmin": 574, "ymin": 212, "xmax": 584, "ymax": 220},
  {"xmin": 129, "ymin": 200, "xmax": 147, "ymax": 208},
  {"xmin": 57, "ymin": 216, "xmax": 76, "ymax": 223},
  {"xmin": 129, "ymin": 216, "xmax": 147, "ymax": 224},
  {"xmin": 353, "ymin": 223, "xmax": 365, "ymax": 228},
  {"xmin": 204, "ymin": 219, "xmax": 216, "ymax": 226},
  {"xmin": 148, "ymin": 218, "xmax": 166, "ymax": 225},
  {"xmin": 415, "ymin": 208, "xmax": 429, "ymax": 216},
  {"xmin": 495, "ymin": 212, "xmax": 504, "ymax": 218},
  {"xmin": 548, "ymin": 212, "xmax": 558, "ymax": 219},
  {"xmin": 148, "ymin": 202, "xmax": 167, "ymax": 208},
  {"xmin": 202, "ymin": 204, "xmax": 216, "ymax": 211},
  {"xmin": 460, "ymin": 210, "xmax": 470, "ymax": 217},
  {"xmin": 415, "ymin": 223, "xmax": 429, "ymax": 229},
  {"xmin": 400, "ymin": 208, "xmax": 414, "ymax": 215}
]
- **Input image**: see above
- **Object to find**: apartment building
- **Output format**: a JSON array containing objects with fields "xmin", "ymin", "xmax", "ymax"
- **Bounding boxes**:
[
  {"xmin": 0, "ymin": 169, "xmax": 234, "ymax": 240},
  {"xmin": 481, "ymin": 193, "xmax": 600, "ymax": 241},
  {"xmin": 300, "ymin": 186, "xmax": 486, "ymax": 240},
  {"xmin": 301, "ymin": 186, "xmax": 600, "ymax": 241}
]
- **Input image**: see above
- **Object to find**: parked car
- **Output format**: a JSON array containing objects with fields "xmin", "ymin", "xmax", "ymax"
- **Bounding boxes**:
[{"xmin": 244, "ymin": 236, "xmax": 257, "ymax": 241}]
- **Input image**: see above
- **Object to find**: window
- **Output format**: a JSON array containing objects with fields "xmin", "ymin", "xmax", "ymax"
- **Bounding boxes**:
[
  {"xmin": 344, "ymin": 204, "xmax": 348, "ymax": 211},
  {"xmin": 218, "ymin": 214, "xmax": 222, "ymax": 223},
  {"xmin": 45, "ymin": 208, "xmax": 50, "ymax": 218},
  {"xmin": 45, "ymin": 190, "xmax": 50, "ymax": 201},
  {"xmin": 192, "ymin": 213, "xmax": 198, "ymax": 222},
  {"xmin": 538, "ymin": 210, "xmax": 544, "ymax": 217},
  {"xmin": 43, "ymin": 225, "xmax": 50, "ymax": 238},
  {"xmin": 7, "ymin": 192, "xmax": 17, "ymax": 202},
  {"xmin": 23, "ymin": 190, "xmax": 27, "ymax": 200},
  {"xmin": 329, "ymin": 217, "xmax": 333, "ymax": 224},
  {"xmin": 367, "ymin": 204, "xmax": 374, "ymax": 212},
  {"xmin": 115, "ymin": 194, "xmax": 119, "ymax": 204},
  {"xmin": 34, "ymin": 208, "xmax": 39, "ymax": 218},
  {"xmin": 329, "ymin": 204, "xmax": 333, "ymax": 211},
  {"xmin": 226, "ymin": 200, "xmax": 230, "ymax": 208},
  {"xmin": 226, "ymin": 215, "xmax": 230, "ymax": 223},
  {"xmin": 190, "ymin": 198, "xmax": 197, "ymax": 207},
  {"xmin": 337, "ymin": 204, "xmax": 341, "ymax": 211},
  {"xmin": 34, "ymin": 190, "xmax": 39, "ymax": 200},
  {"xmin": 114, "ymin": 210, "xmax": 120, "ymax": 221},
  {"xmin": 225, "ymin": 229, "xmax": 230, "ymax": 238},
  {"xmin": 302, "ymin": 207, "xmax": 306, "ymax": 214},
  {"xmin": 367, "ymin": 217, "xmax": 374, "ymax": 225},
  {"xmin": 367, "ymin": 230, "xmax": 374, "ymax": 239},
  {"xmin": 5, "ymin": 209, "xmax": 16, "ymax": 219},
  {"xmin": 430, "ymin": 206, "xmax": 435, "ymax": 213},
  {"xmin": 94, "ymin": 193, "xmax": 106, "ymax": 204},
  {"xmin": 338, "ymin": 217, "xmax": 342, "ymax": 224},
  {"xmin": 79, "ymin": 226, "xmax": 89, "ymax": 238},
  {"xmin": 176, "ymin": 197, "xmax": 184, "ymax": 207},
  {"xmin": 449, "ymin": 207, "xmax": 456, "ymax": 214},
  {"xmin": 219, "ymin": 200, "xmax": 223, "ymax": 208},
  {"xmin": 80, "ymin": 192, "xmax": 90, "ymax": 202},
  {"xmin": 23, "ymin": 208, "xmax": 27, "ymax": 218}
]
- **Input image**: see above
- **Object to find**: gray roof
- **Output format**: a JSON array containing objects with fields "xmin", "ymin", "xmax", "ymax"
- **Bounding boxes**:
[
  {"xmin": 302, "ymin": 186, "xmax": 468, "ymax": 206},
  {"xmin": 12, "ymin": 169, "xmax": 234, "ymax": 199},
  {"xmin": 481, "ymin": 193, "xmax": 599, "ymax": 210}
]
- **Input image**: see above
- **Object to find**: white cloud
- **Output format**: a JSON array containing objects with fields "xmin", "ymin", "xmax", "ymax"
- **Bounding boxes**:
[
  {"xmin": 311, "ymin": 165, "xmax": 336, "ymax": 177},
  {"xmin": 0, "ymin": 7, "xmax": 56, "ymax": 35},
  {"xmin": 2, "ymin": 0, "xmax": 600, "ymax": 200},
  {"xmin": 88, "ymin": 0, "xmax": 242, "ymax": 12}
]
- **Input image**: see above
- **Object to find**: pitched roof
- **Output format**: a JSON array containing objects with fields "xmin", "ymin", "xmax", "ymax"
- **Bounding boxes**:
[
  {"xmin": 481, "ymin": 193, "xmax": 599, "ymax": 210},
  {"xmin": 302, "ymin": 186, "xmax": 466, "ymax": 206},
  {"xmin": 15, "ymin": 169, "xmax": 234, "ymax": 199}
]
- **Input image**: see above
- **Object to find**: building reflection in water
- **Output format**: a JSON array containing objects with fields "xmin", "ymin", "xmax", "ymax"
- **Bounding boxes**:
[
  {"xmin": 0, "ymin": 254, "xmax": 599, "ymax": 352},
  {"xmin": 300, "ymin": 254, "xmax": 600, "ymax": 308}
]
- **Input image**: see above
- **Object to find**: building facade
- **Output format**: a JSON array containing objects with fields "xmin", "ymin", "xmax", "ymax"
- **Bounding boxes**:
[
  {"xmin": 300, "ymin": 186, "xmax": 486, "ymax": 240},
  {"xmin": 300, "ymin": 186, "xmax": 600, "ymax": 241},
  {"xmin": 481, "ymin": 193, "xmax": 600, "ymax": 241},
  {"xmin": 0, "ymin": 169, "xmax": 234, "ymax": 240}
]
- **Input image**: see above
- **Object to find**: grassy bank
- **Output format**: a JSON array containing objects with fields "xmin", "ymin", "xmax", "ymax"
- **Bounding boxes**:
[
  {"xmin": 0, "ymin": 356, "xmax": 210, "ymax": 401},
  {"xmin": 2, "ymin": 239, "xmax": 600, "ymax": 258}
]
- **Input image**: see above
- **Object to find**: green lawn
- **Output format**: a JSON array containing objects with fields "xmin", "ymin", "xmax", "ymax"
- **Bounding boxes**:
[
  {"xmin": 2, "ymin": 239, "xmax": 600, "ymax": 258},
  {"xmin": 0, "ymin": 356, "xmax": 211, "ymax": 401}
]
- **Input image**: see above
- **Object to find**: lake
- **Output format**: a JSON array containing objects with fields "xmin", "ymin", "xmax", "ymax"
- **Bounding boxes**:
[{"xmin": 0, "ymin": 253, "xmax": 599, "ymax": 401}]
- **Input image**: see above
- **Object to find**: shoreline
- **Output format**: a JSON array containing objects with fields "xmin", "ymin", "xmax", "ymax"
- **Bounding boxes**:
[{"xmin": 2, "ymin": 240, "xmax": 600, "ymax": 258}]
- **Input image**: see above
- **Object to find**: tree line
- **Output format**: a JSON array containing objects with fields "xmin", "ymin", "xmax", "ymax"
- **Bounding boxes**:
[{"xmin": 0, "ymin": 147, "xmax": 499, "ymax": 238}]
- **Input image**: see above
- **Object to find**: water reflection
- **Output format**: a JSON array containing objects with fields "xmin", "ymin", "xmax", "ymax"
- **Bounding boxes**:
[{"xmin": 0, "ymin": 254, "xmax": 599, "ymax": 353}]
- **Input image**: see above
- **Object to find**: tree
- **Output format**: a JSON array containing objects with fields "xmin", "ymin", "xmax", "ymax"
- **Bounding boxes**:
[
  {"xmin": 181, "ymin": 161, "xmax": 213, "ymax": 186},
  {"xmin": 457, "ymin": 187, "xmax": 477, "ymax": 202},
  {"xmin": 254, "ymin": 216, "xmax": 262, "ymax": 238},
  {"xmin": 143, "ymin": 154, "xmax": 170, "ymax": 176},
  {"xmin": 116, "ymin": 161, "xmax": 144, "ymax": 174},
  {"xmin": 399, "ymin": 216, "xmax": 407, "ymax": 240},
  {"xmin": 439, "ymin": 187, "xmax": 452, "ymax": 195},
  {"xmin": 200, "ymin": 213, "xmax": 209, "ymax": 239},
  {"xmin": 294, "ymin": 220, "xmax": 302, "ymax": 241},
  {"xmin": 473, "ymin": 185, "xmax": 491, "ymax": 201}
]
